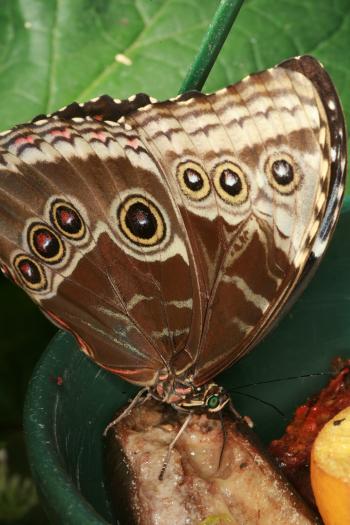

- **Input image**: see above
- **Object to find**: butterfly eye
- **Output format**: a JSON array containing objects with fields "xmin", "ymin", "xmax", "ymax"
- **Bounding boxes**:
[
  {"xmin": 177, "ymin": 161, "xmax": 210, "ymax": 200},
  {"xmin": 206, "ymin": 394, "xmax": 220, "ymax": 410},
  {"xmin": 50, "ymin": 200, "xmax": 86, "ymax": 240},
  {"xmin": 213, "ymin": 161, "xmax": 249, "ymax": 205},
  {"xmin": 13, "ymin": 254, "xmax": 47, "ymax": 291},
  {"xmin": 28, "ymin": 223, "xmax": 65, "ymax": 264},
  {"xmin": 118, "ymin": 195, "xmax": 166, "ymax": 246},
  {"xmin": 265, "ymin": 154, "xmax": 301, "ymax": 194}
]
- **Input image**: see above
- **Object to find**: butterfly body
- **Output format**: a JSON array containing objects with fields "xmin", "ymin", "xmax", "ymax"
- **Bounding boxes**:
[{"xmin": 0, "ymin": 56, "xmax": 346, "ymax": 411}]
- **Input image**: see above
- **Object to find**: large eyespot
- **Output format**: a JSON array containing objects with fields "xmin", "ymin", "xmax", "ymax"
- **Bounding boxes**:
[
  {"xmin": 177, "ymin": 161, "xmax": 210, "ymax": 200},
  {"xmin": 50, "ymin": 200, "xmax": 85, "ymax": 240},
  {"xmin": 265, "ymin": 153, "xmax": 301, "ymax": 194},
  {"xmin": 28, "ymin": 223, "xmax": 65, "ymax": 263},
  {"xmin": 213, "ymin": 161, "xmax": 249, "ymax": 205},
  {"xmin": 13, "ymin": 254, "xmax": 47, "ymax": 291},
  {"xmin": 118, "ymin": 195, "xmax": 165, "ymax": 246}
]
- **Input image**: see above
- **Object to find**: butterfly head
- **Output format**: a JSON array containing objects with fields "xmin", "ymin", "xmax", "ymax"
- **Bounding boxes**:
[
  {"xmin": 174, "ymin": 382, "xmax": 230, "ymax": 413},
  {"xmin": 201, "ymin": 383, "xmax": 230, "ymax": 413},
  {"xmin": 152, "ymin": 376, "xmax": 229, "ymax": 413}
]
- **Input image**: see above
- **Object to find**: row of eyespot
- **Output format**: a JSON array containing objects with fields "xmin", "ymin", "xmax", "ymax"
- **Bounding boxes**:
[
  {"xmin": 12, "ymin": 195, "xmax": 165, "ymax": 291},
  {"xmin": 13, "ymin": 199, "xmax": 86, "ymax": 291},
  {"xmin": 178, "ymin": 156, "xmax": 299, "ymax": 204}
]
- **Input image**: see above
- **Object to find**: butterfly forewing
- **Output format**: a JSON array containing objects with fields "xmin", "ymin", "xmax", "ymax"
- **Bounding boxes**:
[
  {"xmin": 0, "ymin": 56, "xmax": 346, "ymax": 388},
  {"xmin": 126, "ymin": 56, "xmax": 346, "ymax": 384}
]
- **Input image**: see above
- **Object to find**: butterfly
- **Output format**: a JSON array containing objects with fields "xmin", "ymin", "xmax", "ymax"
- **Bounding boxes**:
[{"xmin": 0, "ymin": 55, "xmax": 347, "ymax": 418}]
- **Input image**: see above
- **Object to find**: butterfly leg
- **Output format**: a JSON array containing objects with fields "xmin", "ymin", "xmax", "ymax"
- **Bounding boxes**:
[
  {"xmin": 218, "ymin": 410, "xmax": 227, "ymax": 471},
  {"xmin": 103, "ymin": 387, "xmax": 150, "ymax": 436},
  {"xmin": 159, "ymin": 412, "xmax": 192, "ymax": 481}
]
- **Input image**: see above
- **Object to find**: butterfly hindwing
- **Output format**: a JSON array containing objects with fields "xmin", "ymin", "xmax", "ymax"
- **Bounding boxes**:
[{"xmin": 0, "ymin": 114, "xmax": 201, "ymax": 385}]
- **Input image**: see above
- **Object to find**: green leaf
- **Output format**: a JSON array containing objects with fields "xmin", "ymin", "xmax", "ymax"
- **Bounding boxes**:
[{"xmin": 0, "ymin": 0, "xmax": 348, "ymax": 191}]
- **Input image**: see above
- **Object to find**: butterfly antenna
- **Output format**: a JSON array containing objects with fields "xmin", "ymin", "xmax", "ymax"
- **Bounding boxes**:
[
  {"xmin": 159, "ymin": 412, "xmax": 192, "ymax": 481},
  {"xmin": 231, "ymin": 371, "xmax": 332, "ymax": 390},
  {"xmin": 103, "ymin": 387, "xmax": 150, "ymax": 436},
  {"xmin": 231, "ymin": 390, "xmax": 286, "ymax": 419}
]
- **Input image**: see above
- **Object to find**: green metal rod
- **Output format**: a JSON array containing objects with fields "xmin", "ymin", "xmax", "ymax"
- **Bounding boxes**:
[{"xmin": 179, "ymin": 0, "xmax": 245, "ymax": 94}]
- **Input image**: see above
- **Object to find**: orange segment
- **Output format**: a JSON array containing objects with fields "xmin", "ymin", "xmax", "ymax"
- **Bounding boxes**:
[{"xmin": 311, "ymin": 406, "xmax": 350, "ymax": 525}]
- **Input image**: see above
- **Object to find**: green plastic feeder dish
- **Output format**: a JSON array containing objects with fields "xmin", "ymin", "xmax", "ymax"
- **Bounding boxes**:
[{"xmin": 23, "ymin": 198, "xmax": 350, "ymax": 524}]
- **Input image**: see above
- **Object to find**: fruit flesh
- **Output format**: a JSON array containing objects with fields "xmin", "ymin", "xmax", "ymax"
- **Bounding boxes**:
[
  {"xmin": 105, "ymin": 399, "xmax": 320, "ymax": 525},
  {"xmin": 270, "ymin": 361, "xmax": 350, "ymax": 506},
  {"xmin": 311, "ymin": 406, "xmax": 350, "ymax": 525}
]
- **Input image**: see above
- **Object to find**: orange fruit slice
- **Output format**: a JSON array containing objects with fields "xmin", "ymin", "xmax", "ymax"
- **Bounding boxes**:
[{"xmin": 311, "ymin": 405, "xmax": 350, "ymax": 525}]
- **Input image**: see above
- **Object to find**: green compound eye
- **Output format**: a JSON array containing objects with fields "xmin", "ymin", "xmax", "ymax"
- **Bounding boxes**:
[{"xmin": 207, "ymin": 394, "xmax": 220, "ymax": 410}]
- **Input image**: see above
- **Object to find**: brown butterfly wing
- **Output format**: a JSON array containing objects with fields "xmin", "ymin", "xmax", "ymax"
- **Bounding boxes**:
[
  {"xmin": 0, "ymin": 56, "xmax": 346, "ymax": 389},
  {"xmin": 0, "ymin": 115, "xmax": 202, "ymax": 385},
  {"xmin": 33, "ymin": 93, "xmax": 156, "ymax": 122},
  {"xmin": 126, "ymin": 55, "xmax": 346, "ymax": 385}
]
